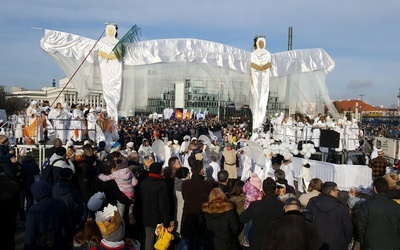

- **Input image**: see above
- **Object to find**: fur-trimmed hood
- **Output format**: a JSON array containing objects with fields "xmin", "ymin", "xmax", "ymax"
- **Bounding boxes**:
[{"xmin": 202, "ymin": 201, "xmax": 233, "ymax": 214}]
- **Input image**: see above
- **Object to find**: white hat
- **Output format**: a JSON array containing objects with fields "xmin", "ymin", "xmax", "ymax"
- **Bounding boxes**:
[
  {"xmin": 89, "ymin": 108, "xmax": 95, "ymax": 112},
  {"xmin": 31, "ymin": 100, "xmax": 38, "ymax": 105},
  {"xmin": 167, "ymin": 141, "xmax": 173, "ymax": 146},
  {"xmin": 183, "ymin": 135, "xmax": 190, "ymax": 140},
  {"xmin": 284, "ymin": 153, "xmax": 293, "ymax": 161},
  {"xmin": 173, "ymin": 139, "xmax": 179, "ymax": 144},
  {"xmin": 126, "ymin": 142, "xmax": 134, "ymax": 148},
  {"xmin": 84, "ymin": 140, "xmax": 91, "ymax": 145},
  {"xmin": 66, "ymin": 140, "xmax": 74, "ymax": 147},
  {"xmin": 191, "ymin": 137, "xmax": 197, "ymax": 141}
]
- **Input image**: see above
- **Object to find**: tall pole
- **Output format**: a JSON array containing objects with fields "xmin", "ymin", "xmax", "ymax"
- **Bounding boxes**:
[
  {"xmin": 50, "ymin": 30, "xmax": 105, "ymax": 107},
  {"xmin": 288, "ymin": 26, "xmax": 293, "ymax": 51},
  {"xmin": 285, "ymin": 27, "xmax": 293, "ymax": 115},
  {"xmin": 218, "ymin": 82, "xmax": 221, "ymax": 121}
]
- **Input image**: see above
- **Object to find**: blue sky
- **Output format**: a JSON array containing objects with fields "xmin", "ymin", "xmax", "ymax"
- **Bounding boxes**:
[{"xmin": 1, "ymin": 1, "xmax": 399, "ymax": 108}]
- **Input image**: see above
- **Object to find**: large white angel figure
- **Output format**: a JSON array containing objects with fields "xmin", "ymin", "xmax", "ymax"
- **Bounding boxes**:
[
  {"xmin": 250, "ymin": 36, "xmax": 271, "ymax": 131},
  {"xmin": 97, "ymin": 24, "xmax": 122, "ymax": 122}
]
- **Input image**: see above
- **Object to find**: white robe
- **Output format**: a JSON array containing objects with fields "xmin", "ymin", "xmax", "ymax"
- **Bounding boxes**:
[{"xmin": 250, "ymin": 37, "xmax": 271, "ymax": 131}]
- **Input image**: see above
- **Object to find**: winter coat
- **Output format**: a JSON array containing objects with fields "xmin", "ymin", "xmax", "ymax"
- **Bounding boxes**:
[
  {"xmin": 239, "ymin": 195, "xmax": 285, "ymax": 250},
  {"xmin": 0, "ymin": 157, "xmax": 20, "ymax": 183},
  {"xmin": 262, "ymin": 210, "xmax": 322, "ymax": 250},
  {"xmin": 181, "ymin": 173, "xmax": 213, "ymax": 239},
  {"xmin": 140, "ymin": 174, "xmax": 170, "ymax": 228},
  {"xmin": 202, "ymin": 200, "xmax": 241, "ymax": 250},
  {"xmin": 24, "ymin": 181, "xmax": 72, "ymax": 250},
  {"xmin": 356, "ymin": 194, "xmax": 400, "ymax": 250},
  {"xmin": 0, "ymin": 175, "xmax": 20, "ymax": 249},
  {"xmin": 20, "ymin": 155, "xmax": 40, "ymax": 191},
  {"xmin": 52, "ymin": 179, "xmax": 84, "ymax": 229},
  {"xmin": 99, "ymin": 177, "xmax": 134, "ymax": 209},
  {"xmin": 75, "ymin": 161, "xmax": 97, "ymax": 202},
  {"xmin": 230, "ymin": 193, "xmax": 245, "ymax": 215},
  {"xmin": 306, "ymin": 193, "xmax": 353, "ymax": 250}
]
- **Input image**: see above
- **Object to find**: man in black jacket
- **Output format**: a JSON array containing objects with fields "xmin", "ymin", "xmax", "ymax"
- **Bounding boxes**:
[
  {"xmin": 240, "ymin": 177, "xmax": 285, "ymax": 250},
  {"xmin": 52, "ymin": 168, "xmax": 84, "ymax": 238},
  {"xmin": 307, "ymin": 181, "xmax": 352, "ymax": 250},
  {"xmin": 0, "ymin": 164, "xmax": 20, "ymax": 250},
  {"xmin": 262, "ymin": 197, "xmax": 322, "ymax": 250},
  {"xmin": 141, "ymin": 162, "xmax": 170, "ymax": 250},
  {"xmin": 357, "ymin": 177, "xmax": 400, "ymax": 250},
  {"xmin": 180, "ymin": 160, "xmax": 213, "ymax": 249}
]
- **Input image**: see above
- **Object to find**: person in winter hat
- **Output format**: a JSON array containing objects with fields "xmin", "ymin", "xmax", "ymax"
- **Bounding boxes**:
[{"xmin": 242, "ymin": 172, "xmax": 263, "ymax": 247}]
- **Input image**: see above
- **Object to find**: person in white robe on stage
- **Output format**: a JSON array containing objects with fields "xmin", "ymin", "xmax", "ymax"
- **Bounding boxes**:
[
  {"xmin": 69, "ymin": 103, "xmax": 86, "ymax": 142},
  {"xmin": 333, "ymin": 122, "xmax": 345, "ymax": 152},
  {"xmin": 273, "ymin": 112, "xmax": 284, "ymax": 142},
  {"xmin": 12, "ymin": 111, "xmax": 25, "ymax": 144},
  {"xmin": 345, "ymin": 119, "xmax": 360, "ymax": 151},
  {"xmin": 311, "ymin": 116, "xmax": 326, "ymax": 148},
  {"xmin": 48, "ymin": 102, "xmax": 71, "ymax": 144},
  {"xmin": 86, "ymin": 108, "xmax": 97, "ymax": 142},
  {"xmin": 26, "ymin": 101, "xmax": 44, "ymax": 143}
]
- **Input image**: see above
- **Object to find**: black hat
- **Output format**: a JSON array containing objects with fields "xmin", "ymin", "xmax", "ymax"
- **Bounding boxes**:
[
  {"xmin": 149, "ymin": 162, "xmax": 163, "ymax": 174},
  {"xmin": 98, "ymin": 141, "xmax": 106, "ymax": 148},
  {"xmin": 55, "ymin": 147, "xmax": 67, "ymax": 156},
  {"xmin": 59, "ymin": 168, "xmax": 73, "ymax": 179},
  {"xmin": 284, "ymin": 197, "xmax": 301, "ymax": 207}
]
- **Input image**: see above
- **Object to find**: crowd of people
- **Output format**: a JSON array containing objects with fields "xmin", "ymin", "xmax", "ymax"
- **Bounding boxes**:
[
  {"xmin": 2, "ymin": 100, "xmax": 400, "ymax": 249},
  {"xmin": 0, "ymin": 122, "xmax": 399, "ymax": 249}
]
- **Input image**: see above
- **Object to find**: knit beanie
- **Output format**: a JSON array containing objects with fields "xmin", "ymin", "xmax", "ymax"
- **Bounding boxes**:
[
  {"xmin": 249, "ymin": 172, "xmax": 262, "ymax": 190},
  {"xmin": 116, "ymin": 158, "xmax": 128, "ymax": 170}
]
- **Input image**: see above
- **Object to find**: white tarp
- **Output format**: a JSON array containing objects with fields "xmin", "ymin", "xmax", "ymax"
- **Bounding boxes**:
[{"xmin": 40, "ymin": 29, "xmax": 338, "ymax": 120}]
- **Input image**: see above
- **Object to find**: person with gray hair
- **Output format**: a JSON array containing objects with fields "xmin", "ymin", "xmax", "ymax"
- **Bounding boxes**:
[{"xmin": 306, "ymin": 181, "xmax": 352, "ymax": 250}]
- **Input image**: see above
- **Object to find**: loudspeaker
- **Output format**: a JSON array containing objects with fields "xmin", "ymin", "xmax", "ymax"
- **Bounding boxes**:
[{"xmin": 319, "ymin": 130, "xmax": 340, "ymax": 148}]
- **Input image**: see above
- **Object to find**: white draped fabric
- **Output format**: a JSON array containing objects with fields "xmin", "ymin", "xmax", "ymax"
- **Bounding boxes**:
[
  {"xmin": 291, "ymin": 157, "xmax": 372, "ymax": 191},
  {"xmin": 40, "ymin": 29, "xmax": 337, "ymax": 120}
]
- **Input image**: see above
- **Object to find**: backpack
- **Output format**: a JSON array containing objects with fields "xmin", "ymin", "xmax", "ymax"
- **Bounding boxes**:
[{"xmin": 40, "ymin": 158, "xmax": 62, "ymax": 185}]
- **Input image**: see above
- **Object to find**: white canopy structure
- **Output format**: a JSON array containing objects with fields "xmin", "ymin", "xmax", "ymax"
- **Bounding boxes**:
[{"xmin": 40, "ymin": 28, "xmax": 338, "ymax": 126}]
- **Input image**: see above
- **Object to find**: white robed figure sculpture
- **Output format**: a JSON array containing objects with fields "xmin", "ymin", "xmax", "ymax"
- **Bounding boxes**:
[
  {"xmin": 250, "ymin": 36, "xmax": 271, "ymax": 131},
  {"xmin": 98, "ymin": 24, "xmax": 122, "ymax": 123}
]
